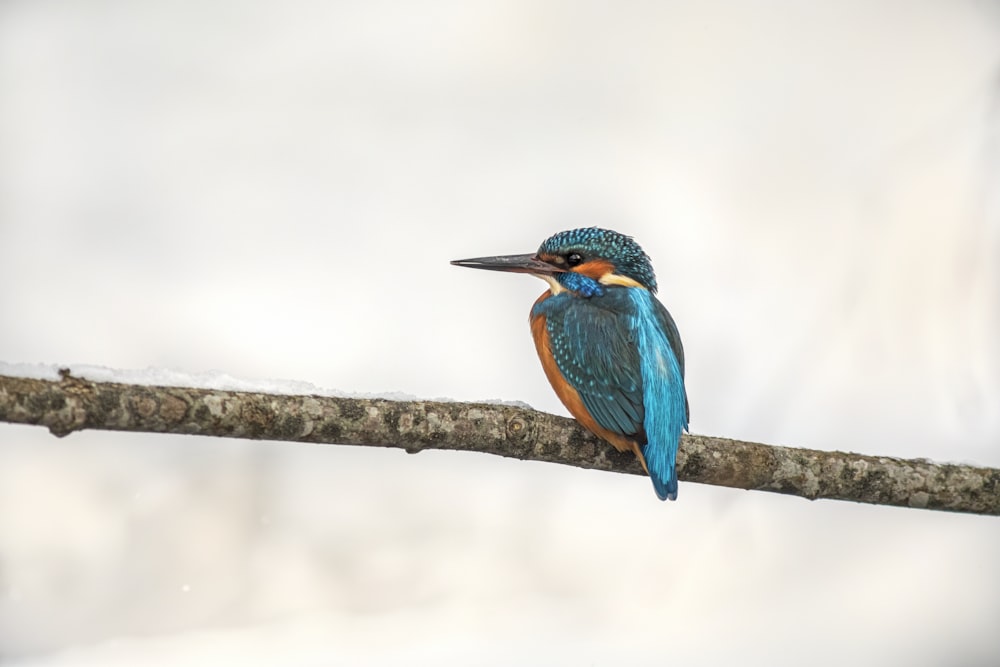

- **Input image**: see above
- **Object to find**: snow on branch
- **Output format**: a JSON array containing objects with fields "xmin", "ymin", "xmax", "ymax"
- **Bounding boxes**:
[{"xmin": 1, "ymin": 370, "xmax": 997, "ymax": 516}]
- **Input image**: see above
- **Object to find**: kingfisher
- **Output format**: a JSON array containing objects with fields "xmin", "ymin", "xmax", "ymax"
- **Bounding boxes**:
[{"xmin": 452, "ymin": 227, "xmax": 689, "ymax": 500}]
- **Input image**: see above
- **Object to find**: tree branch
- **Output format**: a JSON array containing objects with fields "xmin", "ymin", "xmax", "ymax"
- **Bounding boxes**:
[{"xmin": 1, "ymin": 370, "xmax": 997, "ymax": 515}]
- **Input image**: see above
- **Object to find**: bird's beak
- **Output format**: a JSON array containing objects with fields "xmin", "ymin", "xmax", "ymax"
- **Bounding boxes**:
[{"xmin": 450, "ymin": 253, "xmax": 565, "ymax": 275}]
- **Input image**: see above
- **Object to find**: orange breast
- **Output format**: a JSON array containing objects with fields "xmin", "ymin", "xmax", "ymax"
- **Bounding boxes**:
[{"xmin": 529, "ymin": 292, "xmax": 649, "ymax": 473}]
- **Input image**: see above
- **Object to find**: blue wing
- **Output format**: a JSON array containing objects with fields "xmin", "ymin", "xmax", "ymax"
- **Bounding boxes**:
[
  {"xmin": 534, "ymin": 288, "xmax": 688, "ymax": 500},
  {"xmin": 539, "ymin": 291, "xmax": 646, "ymax": 440}
]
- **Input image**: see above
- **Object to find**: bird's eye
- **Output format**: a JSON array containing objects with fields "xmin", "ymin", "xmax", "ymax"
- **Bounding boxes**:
[{"xmin": 566, "ymin": 253, "xmax": 583, "ymax": 266}]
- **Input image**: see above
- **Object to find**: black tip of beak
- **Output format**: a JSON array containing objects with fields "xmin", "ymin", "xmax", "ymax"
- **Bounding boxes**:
[{"xmin": 451, "ymin": 253, "xmax": 564, "ymax": 275}]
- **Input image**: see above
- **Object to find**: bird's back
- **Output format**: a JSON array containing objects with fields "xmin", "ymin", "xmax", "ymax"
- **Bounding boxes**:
[{"xmin": 531, "ymin": 286, "xmax": 688, "ymax": 499}]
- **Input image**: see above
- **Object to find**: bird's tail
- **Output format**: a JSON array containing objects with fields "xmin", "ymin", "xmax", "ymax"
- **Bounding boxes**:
[{"xmin": 643, "ymin": 443, "xmax": 678, "ymax": 501}]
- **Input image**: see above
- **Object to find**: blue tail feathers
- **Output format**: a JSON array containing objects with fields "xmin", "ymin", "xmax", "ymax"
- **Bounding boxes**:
[{"xmin": 644, "ymin": 443, "xmax": 678, "ymax": 501}]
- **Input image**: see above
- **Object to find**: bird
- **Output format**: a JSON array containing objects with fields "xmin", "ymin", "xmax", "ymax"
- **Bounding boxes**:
[{"xmin": 451, "ymin": 227, "xmax": 689, "ymax": 500}]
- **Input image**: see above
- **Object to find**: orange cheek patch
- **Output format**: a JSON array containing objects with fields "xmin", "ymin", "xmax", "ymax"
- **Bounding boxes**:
[{"xmin": 573, "ymin": 259, "xmax": 615, "ymax": 280}]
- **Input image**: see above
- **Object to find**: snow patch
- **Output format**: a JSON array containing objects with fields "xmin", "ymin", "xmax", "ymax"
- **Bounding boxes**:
[
  {"xmin": 0, "ymin": 363, "xmax": 534, "ymax": 407},
  {"xmin": 0, "ymin": 362, "xmax": 405, "ymax": 401}
]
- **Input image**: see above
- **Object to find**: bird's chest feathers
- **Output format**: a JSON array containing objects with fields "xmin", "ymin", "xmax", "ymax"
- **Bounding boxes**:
[
  {"xmin": 530, "ymin": 287, "xmax": 631, "ymax": 354},
  {"xmin": 530, "ymin": 287, "xmax": 674, "ymax": 379}
]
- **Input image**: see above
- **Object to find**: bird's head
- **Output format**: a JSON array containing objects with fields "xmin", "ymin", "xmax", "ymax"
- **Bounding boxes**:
[
  {"xmin": 451, "ymin": 227, "xmax": 657, "ymax": 296},
  {"xmin": 536, "ymin": 227, "xmax": 657, "ymax": 293}
]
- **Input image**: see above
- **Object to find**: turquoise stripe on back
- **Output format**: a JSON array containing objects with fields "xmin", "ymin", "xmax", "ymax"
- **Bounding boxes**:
[{"xmin": 628, "ymin": 288, "xmax": 687, "ymax": 500}]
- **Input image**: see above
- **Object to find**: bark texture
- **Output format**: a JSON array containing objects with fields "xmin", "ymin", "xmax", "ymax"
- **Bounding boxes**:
[{"xmin": 1, "ymin": 371, "xmax": 997, "ymax": 515}]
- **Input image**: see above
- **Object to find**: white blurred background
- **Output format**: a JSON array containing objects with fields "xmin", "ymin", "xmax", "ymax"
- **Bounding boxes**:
[{"xmin": 1, "ymin": 1, "xmax": 999, "ymax": 665}]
